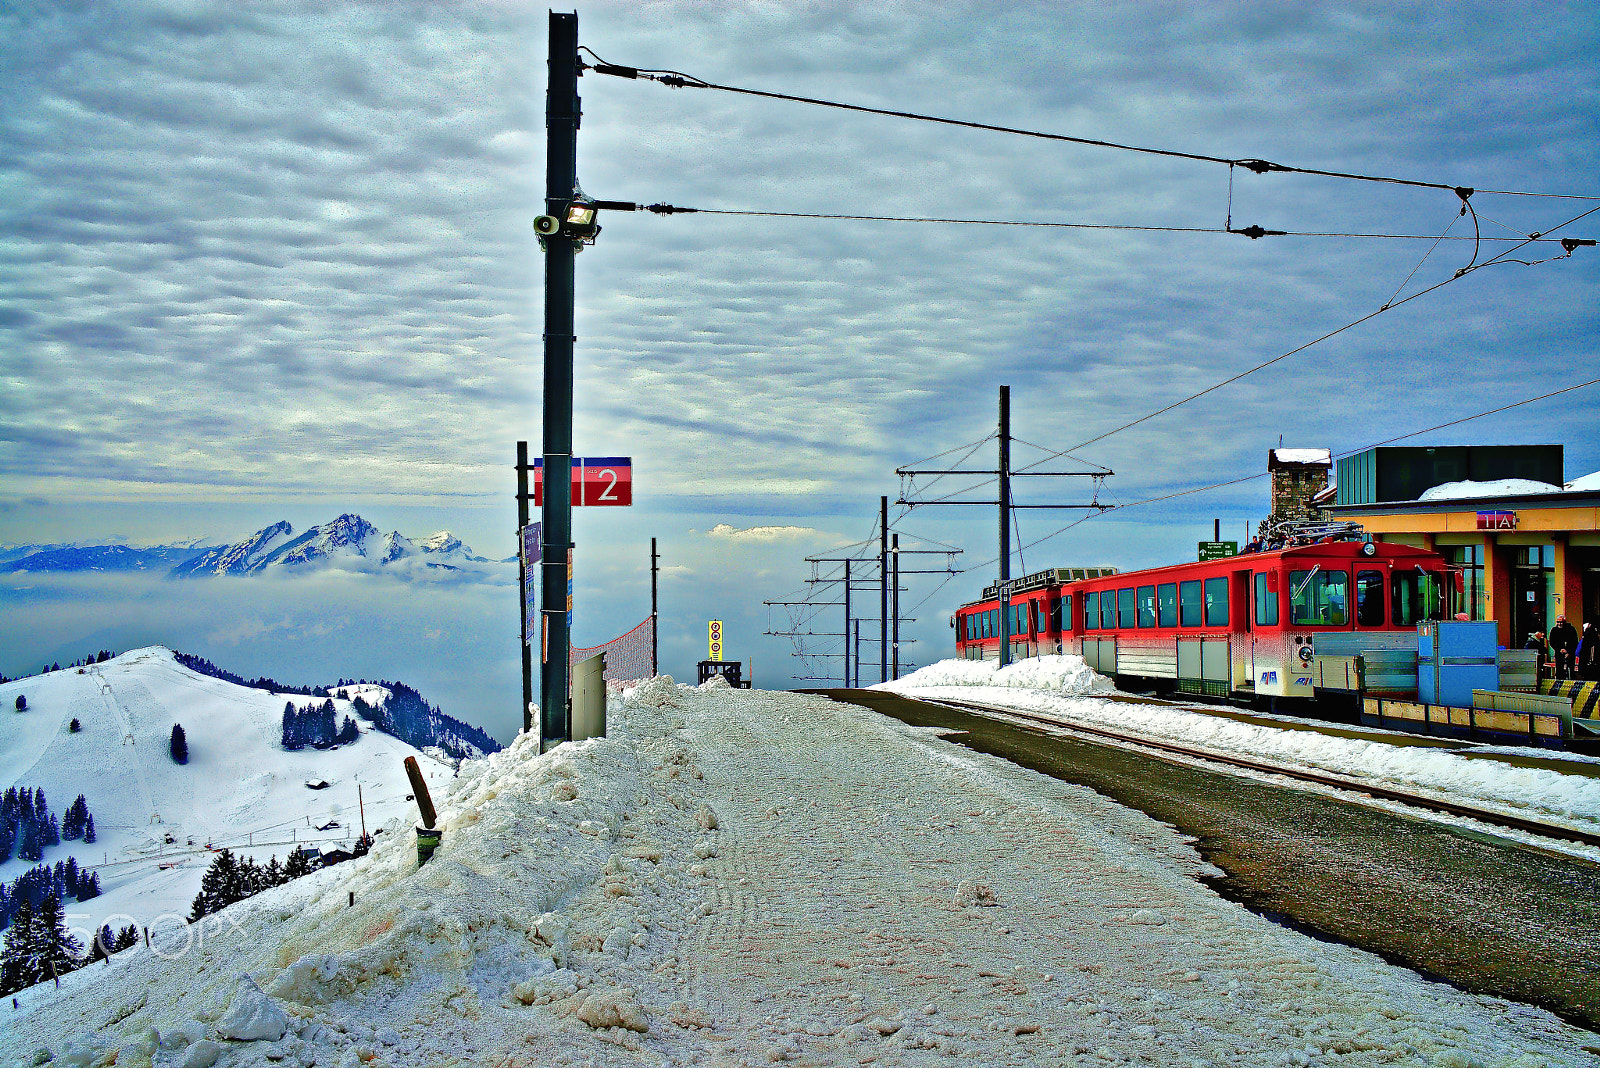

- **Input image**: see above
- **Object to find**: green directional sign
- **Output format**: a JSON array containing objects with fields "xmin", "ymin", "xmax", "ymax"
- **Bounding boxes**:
[{"xmin": 1198, "ymin": 541, "xmax": 1238, "ymax": 561}]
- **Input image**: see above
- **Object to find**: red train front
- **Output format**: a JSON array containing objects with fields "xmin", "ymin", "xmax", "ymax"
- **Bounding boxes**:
[{"xmin": 954, "ymin": 542, "xmax": 1456, "ymax": 702}]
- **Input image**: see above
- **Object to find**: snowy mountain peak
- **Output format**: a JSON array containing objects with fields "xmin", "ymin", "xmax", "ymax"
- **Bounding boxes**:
[
  {"xmin": 420, "ymin": 530, "xmax": 462, "ymax": 554},
  {"xmin": 164, "ymin": 515, "xmax": 502, "ymax": 582},
  {"xmin": 173, "ymin": 520, "xmax": 294, "ymax": 576}
]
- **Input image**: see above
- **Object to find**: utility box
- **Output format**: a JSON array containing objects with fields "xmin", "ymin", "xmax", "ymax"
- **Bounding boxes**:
[
  {"xmin": 1418, "ymin": 620, "xmax": 1499, "ymax": 707},
  {"xmin": 571, "ymin": 653, "xmax": 607, "ymax": 740},
  {"xmin": 697, "ymin": 660, "xmax": 751, "ymax": 688}
]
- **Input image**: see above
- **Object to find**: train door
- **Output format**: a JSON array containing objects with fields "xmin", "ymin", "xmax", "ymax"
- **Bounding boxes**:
[{"xmin": 1232, "ymin": 568, "xmax": 1253, "ymax": 691}]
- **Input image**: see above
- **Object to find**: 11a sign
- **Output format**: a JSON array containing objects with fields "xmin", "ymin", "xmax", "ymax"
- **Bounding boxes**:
[{"xmin": 532, "ymin": 457, "xmax": 633, "ymax": 506}]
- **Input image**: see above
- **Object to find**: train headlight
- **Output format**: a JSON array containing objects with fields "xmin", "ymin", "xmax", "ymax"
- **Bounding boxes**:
[{"xmin": 1298, "ymin": 645, "xmax": 1314, "ymax": 663}]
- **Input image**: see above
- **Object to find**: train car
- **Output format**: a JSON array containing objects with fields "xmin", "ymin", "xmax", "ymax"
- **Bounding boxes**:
[{"xmin": 954, "ymin": 540, "xmax": 1457, "ymax": 705}]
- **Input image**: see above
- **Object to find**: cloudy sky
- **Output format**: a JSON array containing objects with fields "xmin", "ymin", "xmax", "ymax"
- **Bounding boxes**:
[{"xmin": 2, "ymin": 2, "xmax": 1597, "ymax": 739}]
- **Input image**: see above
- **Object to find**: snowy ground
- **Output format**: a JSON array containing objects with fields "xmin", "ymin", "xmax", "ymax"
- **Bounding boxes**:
[
  {"xmin": 876, "ymin": 656, "xmax": 1600, "ymax": 858},
  {"xmin": 7, "ymin": 670, "xmax": 1598, "ymax": 1066}
]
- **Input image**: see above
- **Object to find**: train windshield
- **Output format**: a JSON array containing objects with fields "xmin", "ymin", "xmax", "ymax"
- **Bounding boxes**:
[
  {"xmin": 1391, "ymin": 568, "xmax": 1448, "ymax": 626},
  {"xmin": 1289, "ymin": 568, "xmax": 1349, "ymax": 627}
]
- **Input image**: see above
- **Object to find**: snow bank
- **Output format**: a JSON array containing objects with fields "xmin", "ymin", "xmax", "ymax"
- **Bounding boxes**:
[
  {"xmin": 1419, "ymin": 477, "xmax": 1562, "ymax": 500},
  {"xmin": 5, "ymin": 677, "xmax": 1595, "ymax": 1066},
  {"xmin": 885, "ymin": 660, "xmax": 1600, "ymax": 837},
  {"xmin": 874, "ymin": 653, "xmax": 1116, "ymax": 696}
]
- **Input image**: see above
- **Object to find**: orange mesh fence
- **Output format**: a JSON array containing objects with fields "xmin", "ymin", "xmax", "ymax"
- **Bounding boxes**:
[{"xmin": 570, "ymin": 615, "xmax": 655, "ymax": 687}]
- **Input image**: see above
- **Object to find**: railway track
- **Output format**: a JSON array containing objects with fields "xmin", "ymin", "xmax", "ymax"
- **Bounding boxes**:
[{"xmin": 920, "ymin": 694, "xmax": 1600, "ymax": 851}]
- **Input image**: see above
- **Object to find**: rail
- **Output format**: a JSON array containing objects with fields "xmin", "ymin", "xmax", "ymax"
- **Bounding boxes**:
[{"xmin": 921, "ymin": 695, "xmax": 1600, "ymax": 850}]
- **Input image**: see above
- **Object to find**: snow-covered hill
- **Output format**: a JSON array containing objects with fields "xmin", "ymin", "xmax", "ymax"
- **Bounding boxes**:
[{"xmin": 0, "ymin": 647, "xmax": 456, "ymax": 951}]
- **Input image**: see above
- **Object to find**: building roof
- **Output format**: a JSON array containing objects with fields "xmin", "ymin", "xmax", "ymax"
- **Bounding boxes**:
[{"xmin": 1329, "ymin": 486, "xmax": 1600, "ymax": 516}]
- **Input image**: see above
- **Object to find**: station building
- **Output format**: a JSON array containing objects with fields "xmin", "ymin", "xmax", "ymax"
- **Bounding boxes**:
[{"xmin": 1326, "ymin": 445, "xmax": 1600, "ymax": 647}]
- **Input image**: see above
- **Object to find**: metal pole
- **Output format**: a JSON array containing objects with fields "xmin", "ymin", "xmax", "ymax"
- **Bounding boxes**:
[
  {"xmin": 998, "ymin": 385, "xmax": 1012, "ymax": 667},
  {"xmin": 651, "ymin": 537, "xmax": 659, "ymax": 677},
  {"xmin": 842, "ymin": 559, "xmax": 851, "ymax": 687},
  {"xmin": 539, "ymin": 12, "xmax": 579, "ymax": 747},
  {"xmin": 517, "ymin": 442, "xmax": 533, "ymax": 734},
  {"xmin": 880, "ymin": 495, "xmax": 889, "ymax": 683},
  {"xmin": 891, "ymin": 533, "xmax": 901, "ymax": 679}
]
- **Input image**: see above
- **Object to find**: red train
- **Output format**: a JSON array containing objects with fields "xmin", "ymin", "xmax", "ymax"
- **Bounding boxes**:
[{"xmin": 954, "ymin": 541, "xmax": 1457, "ymax": 703}]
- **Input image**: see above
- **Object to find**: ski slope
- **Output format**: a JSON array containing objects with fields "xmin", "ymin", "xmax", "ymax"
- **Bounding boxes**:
[{"xmin": 0, "ymin": 647, "xmax": 456, "ymax": 939}]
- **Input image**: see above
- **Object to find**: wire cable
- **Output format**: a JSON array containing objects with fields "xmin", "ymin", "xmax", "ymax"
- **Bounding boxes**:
[
  {"xmin": 634, "ymin": 204, "xmax": 1582, "ymax": 243},
  {"xmin": 582, "ymin": 54, "xmax": 1600, "ymax": 202}
]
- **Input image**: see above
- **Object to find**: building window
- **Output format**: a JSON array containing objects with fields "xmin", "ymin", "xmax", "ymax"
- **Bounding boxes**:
[{"xmin": 1443, "ymin": 545, "xmax": 1485, "ymax": 621}]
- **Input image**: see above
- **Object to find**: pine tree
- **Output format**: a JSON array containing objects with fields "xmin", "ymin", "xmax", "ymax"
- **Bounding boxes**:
[
  {"xmin": 170, "ymin": 723, "xmax": 188, "ymax": 764},
  {"xmin": 113, "ymin": 925, "xmax": 139, "ymax": 952},
  {"xmin": 17, "ymin": 817, "xmax": 41, "ymax": 863},
  {"xmin": 68, "ymin": 718, "xmax": 80, "ymax": 733},
  {"xmin": 83, "ymin": 814, "xmax": 95, "ymax": 844},
  {"xmin": 35, "ymin": 893, "xmax": 81, "ymax": 982},
  {"xmin": 1, "ymin": 897, "xmax": 39, "ymax": 995},
  {"xmin": 262, "ymin": 855, "xmax": 285, "ymax": 887},
  {"xmin": 13, "ymin": 695, "xmax": 23, "ymax": 711},
  {"xmin": 281, "ymin": 702, "xmax": 302, "ymax": 750},
  {"xmin": 76, "ymin": 872, "xmax": 99, "ymax": 901},
  {"xmin": 285, "ymin": 848, "xmax": 314, "ymax": 879},
  {"xmin": 89, "ymin": 924, "xmax": 115, "ymax": 963}
]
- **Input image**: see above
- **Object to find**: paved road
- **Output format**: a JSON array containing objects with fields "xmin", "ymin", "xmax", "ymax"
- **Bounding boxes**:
[{"xmin": 825, "ymin": 688, "xmax": 1600, "ymax": 1033}]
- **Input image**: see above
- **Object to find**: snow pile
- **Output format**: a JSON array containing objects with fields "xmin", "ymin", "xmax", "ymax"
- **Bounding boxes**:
[
  {"xmin": 4, "ymin": 683, "xmax": 1596, "ymax": 1065},
  {"xmin": 1419, "ymin": 478, "xmax": 1562, "ymax": 501},
  {"xmin": 875, "ymin": 652, "xmax": 1116, "ymax": 696},
  {"xmin": 1567, "ymin": 470, "xmax": 1600, "ymax": 492},
  {"xmin": 884, "ymin": 659, "xmax": 1600, "ymax": 838}
]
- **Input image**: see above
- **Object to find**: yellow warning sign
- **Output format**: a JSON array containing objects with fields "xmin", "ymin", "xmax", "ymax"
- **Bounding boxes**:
[{"xmin": 708, "ymin": 619, "xmax": 723, "ymax": 662}]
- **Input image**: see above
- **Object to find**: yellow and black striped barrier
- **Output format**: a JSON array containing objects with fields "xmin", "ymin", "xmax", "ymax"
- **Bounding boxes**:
[{"xmin": 1540, "ymin": 679, "xmax": 1600, "ymax": 720}]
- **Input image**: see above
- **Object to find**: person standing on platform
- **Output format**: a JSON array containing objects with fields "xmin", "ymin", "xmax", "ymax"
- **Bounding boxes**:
[
  {"xmin": 1548, "ymin": 615, "xmax": 1578, "ymax": 680},
  {"xmin": 1577, "ymin": 621, "xmax": 1599, "ymax": 682}
]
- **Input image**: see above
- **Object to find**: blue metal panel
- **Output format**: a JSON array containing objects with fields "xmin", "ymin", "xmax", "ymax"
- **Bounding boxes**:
[{"xmin": 1418, "ymin": 621, "xmax": 1499, "ymax": 706}]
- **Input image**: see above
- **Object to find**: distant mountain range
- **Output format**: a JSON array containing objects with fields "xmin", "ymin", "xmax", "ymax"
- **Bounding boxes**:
[{"xmin": 2, "ymin": 514, "xmax": 510, "ymax": 582}]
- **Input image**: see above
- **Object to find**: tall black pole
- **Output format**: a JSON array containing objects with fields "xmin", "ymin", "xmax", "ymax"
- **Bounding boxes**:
[
  {"xmin": 998, "ymin": 385, "xmax": 1012, "ymax": 668},
  {"xmin": 843, "ymin": 559, "xmax": 851, "ymax": 687},
  {"xmin": 891, "ymin": 533, "xmax": 901, "ymax": 680},
  {"xmin": 517, "ymin": 441, "xmax": 533, "ymax": 734},
  {"xmin": 879, "ymin": 495, "xmax": 889, "ymax": 684},
  {"xmin": 539, "ymin": 12, "xmax": 579, "ymax": 747},
  {"xmin": 650, "ymin": 537, "xmax": 659, "ymax": 676}
]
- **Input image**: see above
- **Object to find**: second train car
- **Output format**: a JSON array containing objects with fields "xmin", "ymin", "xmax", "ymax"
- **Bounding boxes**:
[{"xmin": 953, "ymin": 540, "xmax": 1456, "ymax": 703}]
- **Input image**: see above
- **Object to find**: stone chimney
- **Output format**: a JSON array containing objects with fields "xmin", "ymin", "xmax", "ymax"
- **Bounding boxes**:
[{"xmin": 1262, "ymin": 448, "xmax": 1332, "ymax": 533}]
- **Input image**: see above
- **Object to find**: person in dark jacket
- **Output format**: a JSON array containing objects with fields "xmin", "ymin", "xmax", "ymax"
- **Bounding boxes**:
[
  {"xmin": 1577, "ymin": 621, "xmax": 1599, "ymax": 682},
  {"xmin": 1549, "ymin": 616, "xmax": 1579, "ymax": 680}
]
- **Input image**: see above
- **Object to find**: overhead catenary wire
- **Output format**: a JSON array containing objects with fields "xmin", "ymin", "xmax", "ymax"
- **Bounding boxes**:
[
  {"xmin": 623, "ymin": 204, "xmax": 1586, "ymax": 244},
  {"xmin": 582, "ymin": 52, "xmax": 1600, "ymax": 202},
  {"xmin": 1015, "ymin": 203, "xmax": 1600, "ymax": 473}
]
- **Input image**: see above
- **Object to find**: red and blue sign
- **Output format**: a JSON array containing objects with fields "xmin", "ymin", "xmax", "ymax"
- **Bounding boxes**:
[
  {"xmin": 1476, "ymin": 510, "xmax": 1517, "ymax": 530},
  {"xmin": 533, "ymin": 457, "xmax": 633, "ymax": 507}
]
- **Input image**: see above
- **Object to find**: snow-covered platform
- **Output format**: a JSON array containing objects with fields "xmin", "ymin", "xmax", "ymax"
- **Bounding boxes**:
[{"xmin": 5, "ymin": 675, "xmax": 1596, "ymax": 1066}]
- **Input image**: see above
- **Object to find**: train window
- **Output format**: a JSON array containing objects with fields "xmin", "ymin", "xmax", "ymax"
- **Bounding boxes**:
[
  {"xmin": 1102, "ymin": 591, "xmax": 1117, "ymax": 630},
  {"xmin": 1083, "ymin": 591, "xmax": 1098, "ymax": 631},
  {"xmin": 1179, "ymin": 580, "xmax": 1202, "ymax": 627},
  {"xmin": 1254, "ymin": 573, "xmax": 1279, "ymax": 626},
  {"xmin": 1060, "ymin": 594, "xmax": 1071, "ymax": 632},
  {"xmin": 1157, "ymin": 583, "xmax": 1177, "ymax": 627},
  {"xmin": 1117, "ymin": 588, "xmax": 1135, "ymax": 629},
  {"xmin": 1204, "ymin": 577, "xmax": 1229, "ymax": 627},
  {"xmin": 1289, "ymin": 569, "xmax": 1348, "ymax": 626},
  {"xmin": 988, "ymin": 608, "xmax": 998, "ymax": 637},
  {"xmin": 1391, "ymin": 569, "xmax": 1446, "ymax": 626},
  {"xmin": 1355, "ymin": 570, "xmax": 1385, "ymax": 627},
  {"xmin": 1137, "ymin": 585, "xmax": 1156, "ymax": 628}
]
